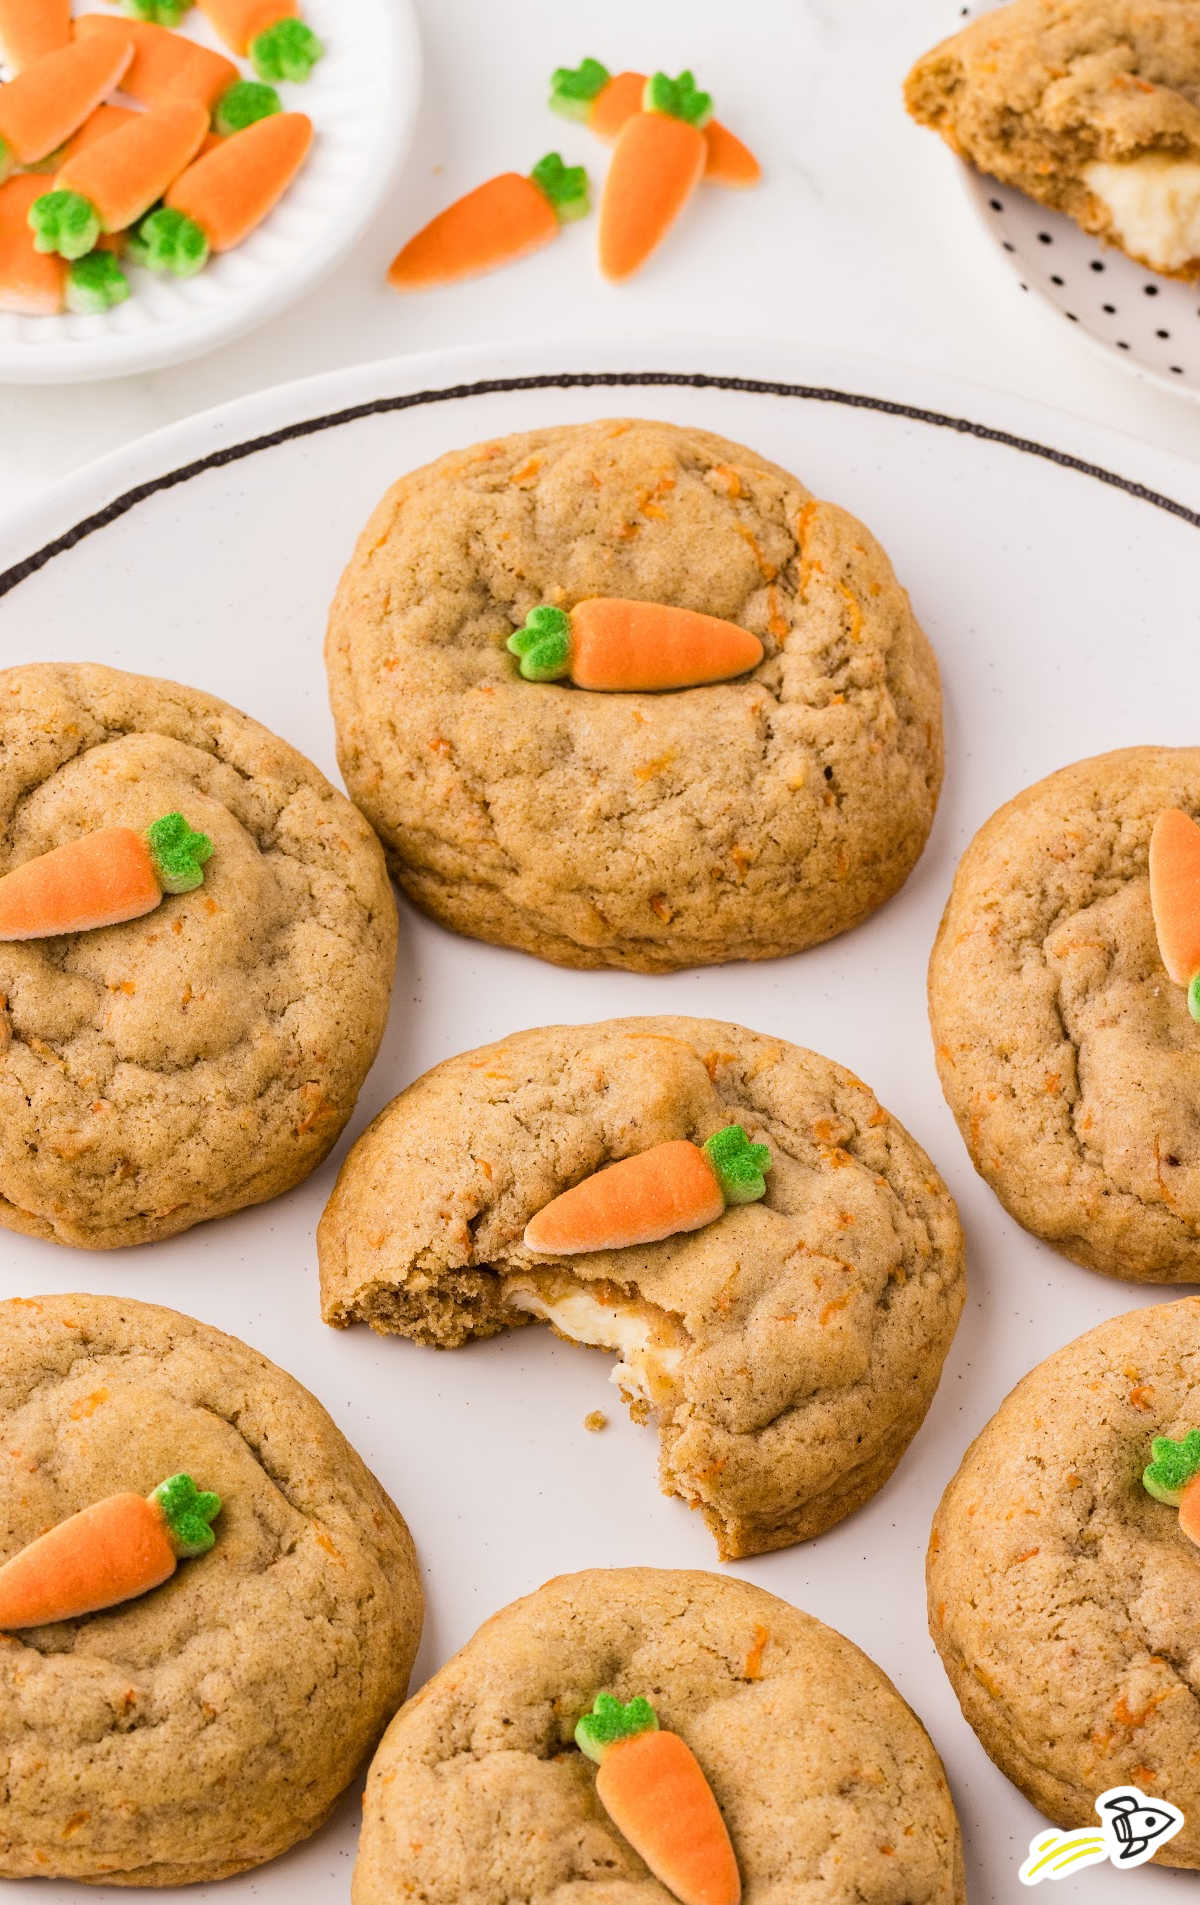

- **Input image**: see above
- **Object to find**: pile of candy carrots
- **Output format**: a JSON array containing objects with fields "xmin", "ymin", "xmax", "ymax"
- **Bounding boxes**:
[
  {"xmin": 0, "ymin": 0, "xmax": 322, "ymax": 314},
  {"xmin": 389, "ymin": 57, "xmax": 760, "ymax": 293}
]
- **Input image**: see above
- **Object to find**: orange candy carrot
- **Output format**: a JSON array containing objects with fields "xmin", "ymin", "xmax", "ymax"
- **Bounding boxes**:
[
  {"xmin": 196, "ymin": 0, "xmax": 321, "ymax": 82},
  {"xmin": 1149, "ymin": 808, "xmax": 1200, "ymax": 1020},
  {"xmin": 132, "ymin": 109, "xmax": 310, "ymax": 273},
  {"xmin": 0, "ymin": 174, "xmax": 129, "ymax": 312},
  {"xmin": 389, "ymin": 152, "xmax": 590, "ymax": 292},
  {"xmin": 0, "ymin": 31, "xmax": 132, "ymax": 174},
  {"xmin": 31, "ymin": 101, "xmax": 209, "ymax": 257},
  {"xmin": 0, "ymin": 811, "xmax": 212, "ymax": 940},
  {"xmin": 577, "ymin": 1695, "xmax": 741, "ymax": 1905},
  {"xmin": 524, "ymin": 1127, "xmax": 771, "ymax": 1256},
  {"xmin": 60, "ymin": 102, "xmax": 139, "ymax": 165},
  {"xmin": 75, "ymin": 14, "xmax": 238, "ymax": 110},
  {"xmin": 599, "ymin": 71, "xmax": 713, "ymax": 281},
  {"xmin": 0, "ymin": 1473, "xmax": 221, "ymax": 1629},
  {"xmin": 551, "ymin": 59, "xmax": 761, "ymax": 188},
  {"xmin": 0, "ymin": 0, "xmax": 70, "ymax": 74},
  {"xmin": 506, "ymin": 598, "xmax": 764, "ymax": 692}
]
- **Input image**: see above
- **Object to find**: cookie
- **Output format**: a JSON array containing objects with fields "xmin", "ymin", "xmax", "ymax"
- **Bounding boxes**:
[
  {"xmin": 929, "ymin": 1297, "xmax": 1200, "ymax": 1868},
  {"xmin": 0, "ymin": 661, "xmax": 396, "ymax": 1249},
  {"xmin": 929, "ymin": 747, "xmax": 1200, "ymax": 1282},
  {"xmin": 906, "ymin": 1, "xmax": 1200, "ymax": 279},
  {"xmin": 325, "ymin": 417, "xmax": 944, "ymax": 972},
  {"xmin": 354, "ymin": 1567, "xmax": 966, "ymax": 1905},
  {"xmin": 318, "ymin": 1015, "xmax": 965, "ymax": 1559},
  {"xmin": 0, "ymin": 1291, "xmax": 422, "ymax": 1884}
]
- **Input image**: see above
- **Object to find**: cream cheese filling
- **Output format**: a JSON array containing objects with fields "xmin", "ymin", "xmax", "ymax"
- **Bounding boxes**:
[
  {"xmin": 1084, "ymin": 155, "xmax": 1200, "ymax": 272},
  {"xmin": 503, "ymin": 1278, "xmax": 684, "ymax": 1405}
]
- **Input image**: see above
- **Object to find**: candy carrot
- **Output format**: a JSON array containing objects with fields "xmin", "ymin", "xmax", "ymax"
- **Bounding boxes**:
[
  {"xmin": 599, "ymin": 71, "xmax": 713, "ymax": 281},
  {"xmin": 1144, "ymin": 1432, "xmax": 1200, "ymax": 1546},
  {"xmin": 0, "ymin": 1473, "xmax": 220, "ymax": 1629},
  {"xmin": 0, "ymin": 811, "xmax": 212, "ymax": 940},
  {"xmin": 506, "ymin": 598, "xmax": 764, "ymax": 692},
  {"xmin": 0, "ymin": 32, "xmax": 133, "ymax": 176},
  {"xmin": 1150, "ymin": 808, "xmax": 1200, "ymax": 1021},
  {"xmin": 197, "ymin": 1, "xmax": 322, "ymax": 81},
  {"xmin": 524, "ymin": 1126, "xmax": 771, "ymax": 1256},
  {"xmin": 389, "ymin": 152, "xmax": 590, "ymax": 291},
  {"xmin": 75, "ymin": 14, "xmax": 238, "ymax": 110},
  {"xmin": 133, "ymin": 109, "xmax": 310, "ymax": 272},
  {"xmin": 31, "ymin": 100, "xmax": 208, "ymax": 257},
  {"xmin": 576, "ymin": 1695, "xmax": 741, "ymax": 1905},
  {"xmin": 60, "ymin": 102, "xmax": 139, "ymax": 165},
  {"xmin": 0, "ymin": 174, "xmax": 127, "ymax": 312},
  {"xmin": 0, "ymin": 0, "xmax": 70, "ymax": 74},
  {"xmin": 551, "ymin": 59, "xmax": 761, "ymax": 188}
]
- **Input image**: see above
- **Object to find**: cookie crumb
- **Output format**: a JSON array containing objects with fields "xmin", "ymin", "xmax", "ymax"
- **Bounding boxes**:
[{"xmin": 583, "ymin": 1410, "xmax": 608, "ymax": 1434}]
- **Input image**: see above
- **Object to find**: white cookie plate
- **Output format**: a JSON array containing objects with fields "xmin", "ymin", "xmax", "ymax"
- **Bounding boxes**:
[
  {"xmin": 0, "ymin": 339, "xmax": 1197, "ymax": 1905},
  {"xmin": 954, "ymin": 2, "xmax": 1200, "ymax": 401},
  {"xmin": 0, "ymin": 0, "xmax": 420, "ymax": 383}
]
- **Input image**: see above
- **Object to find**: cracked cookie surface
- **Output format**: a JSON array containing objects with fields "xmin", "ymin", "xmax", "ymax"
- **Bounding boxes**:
[
  {"xmin": 353, "ymin": 1567, "xmax": 965, "ymax": 1905},
  {"xmin": 325, "ymin": 418, "xmax": 943, "ymax": 972},
  {"xmin": 318, "ymin": 1016, "xmax": 965, "ymax": 1559},
  {"xmin": 929, "ymin": 747, "xmax": 1200, "ymax": 1281},
  {"xmin": 906, "ymin": 0, "xmax": 1200, "ymax": 277},
  {"xmin": 929, "ymin": 1298, "xmax": 1200, "ymax": 1866},
  {"xmin": 0, "ymin": 1292, "xmax": 422, "ymax": 1885},
  {"xmin": 0, "ymin": 662, "xmax": 396, "ymax": 1249}
]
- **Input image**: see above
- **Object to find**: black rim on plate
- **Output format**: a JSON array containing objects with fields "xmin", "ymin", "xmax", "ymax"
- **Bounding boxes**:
[{"xmin": 0, "ymin": 369, "xmax": 1197, "ymax": 603}]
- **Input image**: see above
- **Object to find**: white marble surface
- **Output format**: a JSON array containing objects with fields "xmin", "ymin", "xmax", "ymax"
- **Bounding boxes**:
[{"xmin": 2, "ymin": 0, "xmax": 1199, "ymax": 514}]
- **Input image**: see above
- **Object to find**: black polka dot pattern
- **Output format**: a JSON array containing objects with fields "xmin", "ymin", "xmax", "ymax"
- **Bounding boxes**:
[{"xmin": 967, "ymin": 177, "xmax": 1200, "ymax": 393}]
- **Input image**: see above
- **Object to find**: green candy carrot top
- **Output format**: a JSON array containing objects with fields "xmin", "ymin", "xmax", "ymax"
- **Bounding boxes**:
[
  {"xmin": 0, "ymin": 810, "xmax": 213, "ymax": 942},
  {"xmin": 117, "ymin": 0, "xmax": 194, "ymax": 24},
  {"xmin": 1144, "ymin": 1432, "xmax": 1200, "ymax": 1548},
  {"xmin": 575, "ymin": 1693, "xmax": 741, "ymax": 1905},
  {"xmin": 643, "ymin": 69, "xmax": 714, "ymax": 128},
  {"xmin": 250, "ymin": 17, "xmax": 323, "ymax": 83},
  {"xmin": 0, "ymin": 1471, "xmax": 221, "ymax": 1630},
  {"xmin": 524, "ymin": 1126, "xmax": 771, "ymax": 1256},
  {"xmin": 507, "ymin": 598, "xmax": 764, "ymax": 692},
  {"xmin": 549, "ymin": 56, "xmax": 613, "ymax": 121}
]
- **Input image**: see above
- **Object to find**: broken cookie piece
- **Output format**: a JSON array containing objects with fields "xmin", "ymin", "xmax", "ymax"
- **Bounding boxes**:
[{"xmin": 317, "ymin": 1015, "xmax": 965, "ymax": 1559}]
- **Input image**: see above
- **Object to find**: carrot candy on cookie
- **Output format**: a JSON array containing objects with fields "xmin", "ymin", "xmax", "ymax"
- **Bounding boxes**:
[
  {"xmin": 388, "ymin": 152, "xmax": 590, "ymax": 291},
  {"xmin": 0, "ymin": 811, "xmax": 212, "ymax": 940},
  {"xmin": 197, "ymin": 0, "xmax": 323, "ymax": 81},
  {"xmin": 506, "ymin": 598, "xmax": 763, "ymax": 691},
  {"xmin": 576, "ymin": 1694, "xmax": 741, "ymax": 1905},
  {"xmin": 524, "ymin": 1126, "xmax": 771, "ymax": 1256},
  {"xmin": 551, "ymin": 58, "xmax": 761, "ymax": 187},
  {"xmin": 0, "ymin": 0, "xmax": 70, "ymax": 74},
  {"xmin": 1149, "ymin": 808, "xmax": 1200, "ymax": 1022},
  {"xmin": 30, "ymin": 99, "xmax": 209, "ymax": 258},
  {"xmin": 598, "ymin": 70, "xmax": 714, "ymax": 281},
  {"xmin": 0, "ymin": 1473, "xmax": 221, "ymax": 1629},
  {"xmin": 75, "ymin": 15, "xmax": 239, "ymax": 111},
  {"xmin": 133, "ymin": 110, "xmax": 312, "ymax": 274},
  {"xmin": 0, "ymin": 31, "xmax": 133, "ymax": 178},
  {"xmin": 0, "ymin": 174, "xmax": 128, "ymax": 312},
  {"xmin": 1144, "ymin": 1432, "xmax": 1200, "ymax": 1544}
]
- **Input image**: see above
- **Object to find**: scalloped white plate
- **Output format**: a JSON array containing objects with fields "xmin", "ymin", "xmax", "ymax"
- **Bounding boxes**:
[
  {"xmin": 0, "ymin": 0, "xmax": 420, "ymax": 382},
  {"xmin": 0, "ymin": 340, "xmax": 1198, "ymax": 1904},
  {"xmin": 954, "ymin": 2, "xmax": 1200, "ymax": 401}
]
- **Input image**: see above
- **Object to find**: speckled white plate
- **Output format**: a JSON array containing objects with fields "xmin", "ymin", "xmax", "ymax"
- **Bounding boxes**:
[
  {"xmin": 954, "ymin": 1, "xmax": 1200, "ymax": 401},
  {"xmin": 0, "ymin": 0, "xmax": 420, "ymax": 382},
  {"xmin": 0, "ymin": 339, "xmax": 1198, "ymax": 1903}
]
